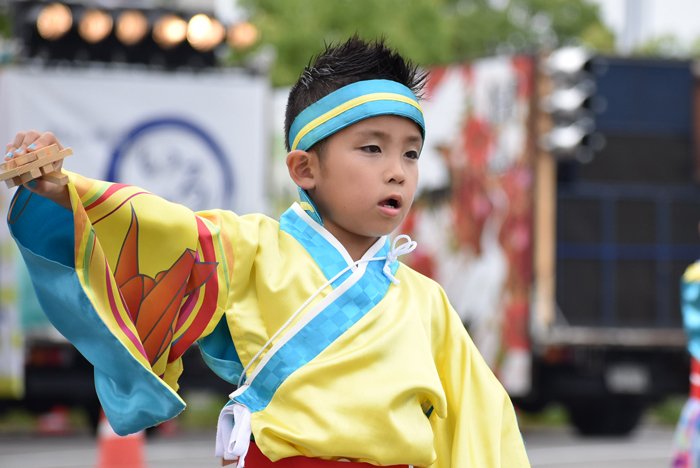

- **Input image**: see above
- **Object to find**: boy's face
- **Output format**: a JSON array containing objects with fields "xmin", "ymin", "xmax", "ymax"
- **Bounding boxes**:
[{"xmin": 309, "ymin": 114, "xmax": 422, "ymax": 246}]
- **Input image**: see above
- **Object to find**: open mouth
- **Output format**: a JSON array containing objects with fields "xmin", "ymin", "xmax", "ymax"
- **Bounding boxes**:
[{"xmin": 379, "ymin": 198, "xmax": 401, "ymax": 209}]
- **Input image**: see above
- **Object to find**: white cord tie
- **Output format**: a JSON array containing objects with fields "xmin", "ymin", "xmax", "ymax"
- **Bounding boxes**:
[
  {"xmin": 382, "ymin": 235, "xmax": 417, "ymax": 285},
  {"xmin": 219, "ymin": 235, "xmax": 416, "ymax": 463},
  {"xmin": 216, "ymin": 403, "xmax": 252, "ymax": 466}
]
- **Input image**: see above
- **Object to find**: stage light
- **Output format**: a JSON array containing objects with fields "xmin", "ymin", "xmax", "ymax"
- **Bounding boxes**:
[
  {"xmin": 152, "ymin": 14, "xmax": 187, "ymax": 49},
  {"xmin": 187, "ymin": 14, "xmax": 225, "ymax": 52},
  {"xmin": 227, "ymin": 22, "xmax": 259, "ymax": 50},
  {"xmin": 20, "ymin": 3, "xmax": 224, "ymax": 67},
  {"xmin": 37, "ymin": 3, "xmax": 73, "ymax": 41},
  {"xmin": 78, "ymin": 9, "xmax": 113, "ymax": 44},
  {"xmin": 116, "ymin": 10, "xmax": 148, "ymax": 46}
]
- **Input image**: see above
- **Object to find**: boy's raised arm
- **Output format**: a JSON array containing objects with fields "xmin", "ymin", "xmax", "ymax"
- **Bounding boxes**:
[{"xmin": 5, "ymin": 133, "xmax": 240, "ymax": 435}]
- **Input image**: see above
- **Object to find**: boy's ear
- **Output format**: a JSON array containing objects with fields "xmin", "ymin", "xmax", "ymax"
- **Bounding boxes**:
[{"xmin": 286, "ymin": 150, "xmax": 317, "ymax": 190}]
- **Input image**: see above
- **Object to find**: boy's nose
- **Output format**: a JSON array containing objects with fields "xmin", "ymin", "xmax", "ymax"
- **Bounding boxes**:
[{"xmin": 386, "ymin": 155, "xmax": 406, "ymax": 184}]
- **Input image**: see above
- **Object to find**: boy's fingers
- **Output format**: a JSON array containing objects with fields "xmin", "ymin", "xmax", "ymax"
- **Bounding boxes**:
[
  {"xmin": 33, "ymin": 132, "xmax": 62, "ymax": 151},
  {"xmin": 12, "ymin": 132, "xmax": 25, "ymax": 148},
  {"xmin": 8, "ymin": 130, "xmax": 40, "ymax": 158},
  {"xmin": 7, "ymin": 132, "xmax": 25, "ymax": 157},
  {"xmin": 16, "ymin": 130, "xmax": 42, "ymax": 156},
  {"xmin": 21, "ymin": 130, "xmax": 42, "ymax": 148},
  {"xmin": 5, "ymin": 131, "xmax": 63, "ymax": 159}
]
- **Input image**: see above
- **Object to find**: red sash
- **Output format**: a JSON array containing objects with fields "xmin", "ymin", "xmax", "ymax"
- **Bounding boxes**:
[{"xmin": 222, "ymin": 442, "xmax": 412, "ymax": 467}]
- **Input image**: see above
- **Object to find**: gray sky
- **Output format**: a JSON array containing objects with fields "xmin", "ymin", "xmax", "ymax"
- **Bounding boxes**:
[{"xmin": 590, "ymin": 0, "xmax": 700, "ymax": 49}]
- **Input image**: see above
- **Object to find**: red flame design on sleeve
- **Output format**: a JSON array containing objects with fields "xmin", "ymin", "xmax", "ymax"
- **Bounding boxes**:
[{"xmin": 113, "ymin": 206, "xmax": 217, "ymax": 365}]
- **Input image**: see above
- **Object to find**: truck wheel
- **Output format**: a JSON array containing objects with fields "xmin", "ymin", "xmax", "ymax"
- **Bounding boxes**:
[{"xmin": 566, "ymin": 399, "xmax": 644, "ymax": 436}]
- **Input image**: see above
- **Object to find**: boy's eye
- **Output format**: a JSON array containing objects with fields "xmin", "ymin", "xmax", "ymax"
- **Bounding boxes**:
[
  {"xmin": 405, "ymin": 150, "xmax": 419, "ymax": 160},
  {"xmin": 362, "ymin": 145, "xmax": 381, "ymax": 153}
]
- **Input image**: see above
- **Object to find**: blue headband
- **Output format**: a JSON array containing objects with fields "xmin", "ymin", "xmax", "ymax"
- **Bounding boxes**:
[{"xmin": 288, "ymin": 79, "xmax": 425, "ymax": 152}]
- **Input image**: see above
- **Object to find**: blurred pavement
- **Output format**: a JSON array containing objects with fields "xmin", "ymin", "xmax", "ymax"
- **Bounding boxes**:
[
  {"xmin": 524, "ymin": 425, "xmax": 674, "ymax": 468},
  {"xmin": 0, "ymin": 425, "xmax": 676, "ymax": 468},
  {"xmin": 0, "ymin": 430, "xmax": 219, "ymax": 468}
]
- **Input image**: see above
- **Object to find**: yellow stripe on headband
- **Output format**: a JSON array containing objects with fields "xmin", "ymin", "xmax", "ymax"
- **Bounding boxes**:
[{"xmin": 291, "ymin": 92, "xmax": 424, "ymax": 151}]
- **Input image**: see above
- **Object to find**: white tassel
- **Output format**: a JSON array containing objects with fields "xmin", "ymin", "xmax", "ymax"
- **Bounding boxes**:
[
  {"xmin": 382, "ymin": 235, "xmax": 417, "ymax": 285},
  {"xmin": 216, "ymin": 403, "xmax": 252, "ymax": 467}
]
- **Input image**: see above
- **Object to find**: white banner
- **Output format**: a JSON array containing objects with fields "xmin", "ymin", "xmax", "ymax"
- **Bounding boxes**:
[{"xmin": 0, "ymin": 66, "xmax": 270, "ymax": 214}]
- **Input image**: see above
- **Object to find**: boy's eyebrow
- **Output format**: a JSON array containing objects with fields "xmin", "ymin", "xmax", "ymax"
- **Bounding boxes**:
[
  {"xmin": 405, "ymin": 135, "xmax": 423, "ymax": 143},
  {"xmin": 356, "ymin": 129, "xmax": 390, "ymax": 139},
  {"xmin": 356, "ymin": 129, "xmax": 423, "ymax": 143}
]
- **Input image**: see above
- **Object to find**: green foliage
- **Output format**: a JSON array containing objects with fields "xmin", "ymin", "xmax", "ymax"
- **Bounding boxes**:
[
  {"xmin": 523, "ymin": 0, "xmax": 602, "ymax": 42},
  {"xmin": 234, "ymin": 0, "xmax": 614, "ymax": 86},
  {"xmin": 634, "ymin": 34, "xmax": 685, "ymax": 57},
  {"xmin": 691, "ymin": 37, "xmax": 700, "ymax": 58},
  {"xmin": 636, "ymin": 33, "xmax": 700, "ymax": 59},
  {"xmin": 647, "ymin": 396, "xmax": 685, "ymax": 426},
  {"xmin": 579, "ymin": 21, "xmax": 615, "ymax": 53},
  {"xmin": 0, "ymin": 407, "xmax": 37, "ymax": 434},
  {"xmin": 516, "ymin": 403, "xmax": 569, "ymax": 428},
  {"xmin": 240, "ymin": 0, "xmax": 451, "ymax": 86},
  {"xmin": 0, "ymin": 6, "xmax": 13, "ymax": 39}
]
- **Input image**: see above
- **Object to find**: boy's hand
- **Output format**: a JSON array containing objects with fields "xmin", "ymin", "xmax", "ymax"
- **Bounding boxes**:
[{"xmin": 5, "ymin": 131, "xmax": 71, "ymax": 210}]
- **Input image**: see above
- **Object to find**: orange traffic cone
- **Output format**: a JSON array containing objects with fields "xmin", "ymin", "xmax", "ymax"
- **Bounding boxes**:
[{"xmin": 95, "ymin": 411, "xmax": 147, "ymax": 468}]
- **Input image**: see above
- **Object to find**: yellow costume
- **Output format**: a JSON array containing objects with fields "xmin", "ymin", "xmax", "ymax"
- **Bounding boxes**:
[{"xmin": 9, "ymin": 172, "xmax": 529, "ymax": 467}]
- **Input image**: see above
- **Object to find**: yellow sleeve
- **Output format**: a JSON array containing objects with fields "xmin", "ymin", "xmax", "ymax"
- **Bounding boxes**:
[
  {"xmin": 8, "ymin": 173, "xmax": 238, "ymax": 434},
  {"xmin": 430, "ymin": 291, "xmax": 530, "ymax": 468}
]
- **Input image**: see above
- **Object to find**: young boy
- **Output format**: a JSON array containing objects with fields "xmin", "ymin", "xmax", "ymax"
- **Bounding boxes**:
[{"xmin": 5, "ymin": 37, "xmax": 530, "ymax": 467}]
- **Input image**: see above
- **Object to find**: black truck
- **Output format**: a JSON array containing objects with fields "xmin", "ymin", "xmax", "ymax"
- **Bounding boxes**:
[{"xmin": 519, "ymin": 55, "xmax": 700, "ymax": 434}]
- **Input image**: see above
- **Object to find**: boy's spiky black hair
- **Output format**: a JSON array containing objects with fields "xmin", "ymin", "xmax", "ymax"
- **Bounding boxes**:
[{"xmin": 284, "ymin": 35, "xmax": 428, "ymax": 153}]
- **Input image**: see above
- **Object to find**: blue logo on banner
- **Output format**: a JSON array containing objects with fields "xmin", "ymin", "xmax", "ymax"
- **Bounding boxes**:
[{"xmin": 107, "ymin": 118, "xmax": 235, "ymax": 211}]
